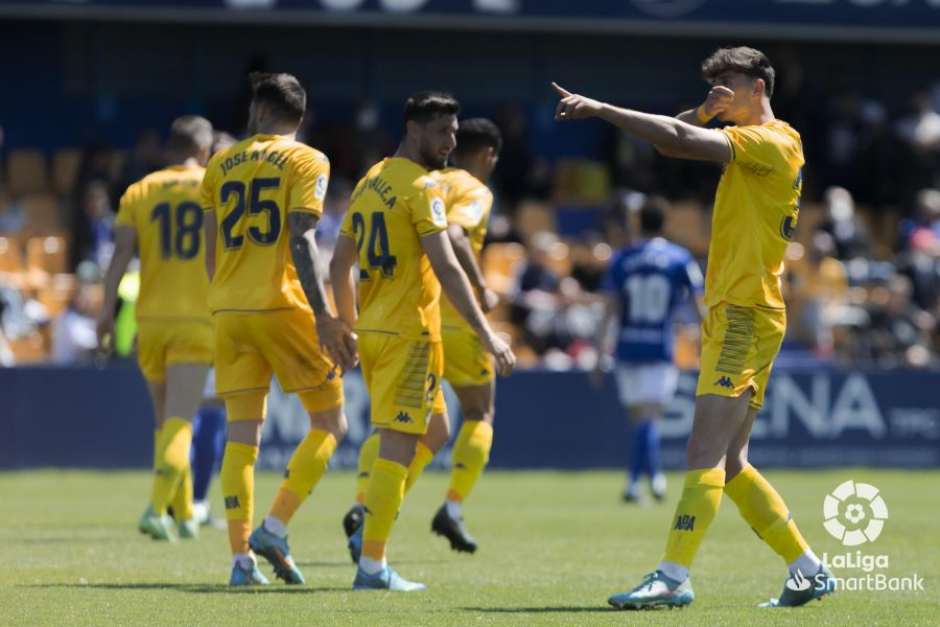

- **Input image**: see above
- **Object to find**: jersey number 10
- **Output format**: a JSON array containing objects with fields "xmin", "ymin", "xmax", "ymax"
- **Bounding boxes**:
[{"xmin": 625, "ymin": 274, "xmax": 670, "ymax": 324}]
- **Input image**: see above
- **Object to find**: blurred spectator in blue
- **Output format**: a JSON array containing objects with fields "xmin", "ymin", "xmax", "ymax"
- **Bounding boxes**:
[
  {"xmin": 75, "ymin": 179, "xmax": 114, "ymax": 270},
  {"xmin": 51, "ymin": 263, "xmax": 101, "ymax": 365}
]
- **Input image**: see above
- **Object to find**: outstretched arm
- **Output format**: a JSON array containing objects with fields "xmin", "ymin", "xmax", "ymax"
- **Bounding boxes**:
[
  {"xmin": 288, "ymin": 211, "xmax": 355, "ymax": 370},
  {"xmin": 552, "ymin": 82, "xmax": 732, "ymax": 163}
]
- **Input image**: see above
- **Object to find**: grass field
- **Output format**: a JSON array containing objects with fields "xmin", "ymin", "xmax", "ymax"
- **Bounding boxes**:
[{"xmin": 1, "ymin": 469, "xmax": 937, "ymax": 626}]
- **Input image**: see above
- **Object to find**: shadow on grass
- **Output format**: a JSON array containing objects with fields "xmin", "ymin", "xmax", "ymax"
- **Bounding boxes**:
[
  {"xmin": 23, "ymin": 583, "xmax": 349, "ymax": 594},
  {"xmin": 462, "ymin": 606, "xmax": 617, "ymax": 614}
]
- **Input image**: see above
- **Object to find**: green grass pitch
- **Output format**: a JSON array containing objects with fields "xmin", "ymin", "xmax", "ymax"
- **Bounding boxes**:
[{"xmin": 1, "ymin": 469, "xmax": 937, "ymax": 625}]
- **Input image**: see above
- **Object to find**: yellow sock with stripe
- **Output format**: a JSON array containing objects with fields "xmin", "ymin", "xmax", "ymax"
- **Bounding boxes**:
[
  {"xmin": 355, "ymin": 432, "xmax": 381, "ymax": 505},
  {"xmin": 660, "ymin": 467, "xmax": 725, "ymax": 579},
  {"xmin": 361, "ymin": 458, "xmax": 408, "ymax": 562},
  {"xmin": 446, "ymin": 420, "xmax": 493, "ymax": 503},
  {"xmin": 171, "ymin": 463, "xmax": 194, "ymax": 522},
  {"xmin": 404, "ymin": 441, "xmax": 434, "ymax": 494},
  {"xmin": 724, "ymin": 464, "xmax": 813, "ymax": 566},
  {"xmin": 268, "ymin": 429, "xmax": 337, "ymax": 526},
  {"xmin": 150, "ymin": 417, "xmax": 192, "ymax": 515},
  {"xmin": 220, "ymin": 442, "xmax": 258, "ymax": 555}
]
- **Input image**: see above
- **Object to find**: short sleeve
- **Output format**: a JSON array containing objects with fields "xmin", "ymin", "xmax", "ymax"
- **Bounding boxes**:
[
  {"xmin": 288, "ymin": 148, "xmax": 330, "ymax": 216},
  {"xmin": 114, "ymin": 183, "xmax": 140, "ymax": 228},
  {"xmin": 199, "ymin": 160, "xmax": 217, "ymax": 211},
  {"xmin": 448, "ymin": 188, "xmax": 492, "ymax": 232},
  {"xmin": 721, "ymin": 125, "xmax": 781, "ymax": 176},
  {"xmin": 411, "ymin": 178, "xmax": 448, "ymax": 237}
]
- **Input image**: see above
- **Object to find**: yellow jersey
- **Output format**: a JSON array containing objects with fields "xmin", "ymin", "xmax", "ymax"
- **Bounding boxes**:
[
  {"xmin": 706, "ymin": 120, "xmax": 804, "ymax": 310},
  {"xmin": 341, "ymin": 157, "xmax": 449, "ymax": 341},
  {"xmin": 199, "ymin": 134, "xmax": 330, "ymax": 314},
  {"xmin": 115, "ymin": 164, "xmax": 209, "ymax": 322},
  {"xmin": 432, "ymin": 167, "xmax": 494, "ymax": 331}
]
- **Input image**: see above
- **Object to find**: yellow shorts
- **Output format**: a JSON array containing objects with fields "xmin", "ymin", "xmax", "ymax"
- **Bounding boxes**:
[
  {"xmin": 137, "ymin": 319, "xmax": 213, "ymax": 383},
  {"xmin": 214, "ymin": 309, "xmax": 342, "ymax": 420},
  {"xmin": 359, "ymin": 332, "xmax": 445, "ymax": 435},
  {"xmin": 696, "ymin": 302, "xmax": 786, "ymax": 410},
  {"xmin": 442, "ymin": 326, "xmax": 494, "ymax": 388}
]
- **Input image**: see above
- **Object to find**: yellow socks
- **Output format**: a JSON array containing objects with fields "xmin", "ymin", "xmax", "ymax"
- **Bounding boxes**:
[
  {"xmin": 153, "ymin": 427, "xmax": 162, "ymax": 470},
  {"xmin": 404, "ymin": 441, "xmax": 434, "ymax": 494},
  {"xmin": 221, "ymin": 442, "xmax": 258, "ymax": 554},
  {"xmin": 355, "ymin": 432, "xmax": 381, "ymax": 505},
  {"xmin": 150, "ymin": 417, "xmax": 192, "ymax": 515},
  {"xmin": 268, "ymin": 429, "xmax": 337, "ymax": 525},
  {"xmin": 171, "ymin": 463, "xmax": 194, "ymax": 521},
  {"xmin": 361, "ymin": 458, "xmax": 408, "ymax": 561},
  {"xmin": 446, "ymin": 420, "xmax": 493, "ymax": 503},
  {"xmin": 724, "ymin": 464, "xmax": 810, "ymax": 563},
  {"xmin": 662, "ymin": 468, "xmax": 725, "ymax": 572}
]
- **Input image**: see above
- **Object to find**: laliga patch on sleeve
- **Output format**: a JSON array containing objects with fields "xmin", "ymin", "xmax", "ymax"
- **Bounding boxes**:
[
  {"xmin": 315, "ymin": 174, "xmax": 328, "ymax": 200},
  {"xmin": 431, "ymin": 197, "xmax": 447, "ymax": 227}
]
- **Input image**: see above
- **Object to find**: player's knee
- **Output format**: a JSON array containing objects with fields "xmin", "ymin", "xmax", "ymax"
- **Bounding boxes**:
[
  {"xmin": 308, "ymin": 405, "xmax": 347, "ymax": 442},
  {"xmin": 685, "ymin": 433, "xmax": 725, "ymax": 469}
]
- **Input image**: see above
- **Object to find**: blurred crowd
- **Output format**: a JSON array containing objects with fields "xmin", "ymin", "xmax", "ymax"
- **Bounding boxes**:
[{"xmin": 3, "ymin": 68, "xmax": 940, "ymax": 370}]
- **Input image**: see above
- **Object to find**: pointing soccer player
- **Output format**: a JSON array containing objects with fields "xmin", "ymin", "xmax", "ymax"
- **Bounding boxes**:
[
  {"xmin": 329, "ymin": 92, "xmax": 515, "ymax": 591},
  {"xmin": 554, "ymin": 46, "xmax": 834, "ymax": 609}
]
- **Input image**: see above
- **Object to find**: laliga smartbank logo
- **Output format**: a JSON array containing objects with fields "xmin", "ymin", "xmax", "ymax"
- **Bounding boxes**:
[
  {"xmin": 823, "ymin": 480, "xmax": 888, "ymax": 546},
  {"xmin": 814, "ymin": 480, "xmax": 925, "ymax": 593}
]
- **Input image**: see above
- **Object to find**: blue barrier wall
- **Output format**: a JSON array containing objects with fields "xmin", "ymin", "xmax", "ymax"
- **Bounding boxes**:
[{"xmin": 2, "ymin": 365, "xmax": 939, "ymax": 469}]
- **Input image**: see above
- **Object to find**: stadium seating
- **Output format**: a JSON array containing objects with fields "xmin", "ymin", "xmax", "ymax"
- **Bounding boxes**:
[
  {"xmin": 52, "ymin": 148, "xmax": 83, "ymax": 196},
  {"xmin": 5, "ymin": 149, "xmax": 49, "ymax": 197},
  {"xmin": 21, "ymin": 193, "xmax": 65, "ymax": 234}
]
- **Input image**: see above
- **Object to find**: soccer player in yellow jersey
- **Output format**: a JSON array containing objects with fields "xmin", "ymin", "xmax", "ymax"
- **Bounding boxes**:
[
  {"xmin": 329, "ymin": 92, "xmax": 515, "ymax": 591},
  {"xmin": 201, "ymin": 73, "xmax": 350, "ymax": 587},
  {"xmin": 342, "ymin": 119, "xmax": 503, "ymax": 556},
  {"xmin": 554, "ymin": 46, "xmax": 833, "ymax": 609},
  {"xmin": 97, "ymin": 115, "xmax": 215, "ymax": 542}
]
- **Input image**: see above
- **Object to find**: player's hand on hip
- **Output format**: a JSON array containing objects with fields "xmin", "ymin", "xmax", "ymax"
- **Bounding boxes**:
[
  {"xmin": 552, "ymin": 82, "xmax": 603, "ymax": 121},
  {"xmin": 317, "ymin": 315, "xmax": 358, "ymax": 372},
  {"xmin": 703, "ymin": 85, "xmax": 735, "ymax": 118},
  {"xmin": 484, "ymin": 331, "xmax": 516, "ymax": 377},
  {"xmin": 95, "ymin": 315, "xmax": 114, "ymax": 353},
  {"xmin": 479, "ymin": 286, "xmax": 500, "ymax": 313}
]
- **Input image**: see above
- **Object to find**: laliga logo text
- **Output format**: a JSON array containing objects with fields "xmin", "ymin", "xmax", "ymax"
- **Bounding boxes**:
[{"xmin": 819, "ymin": 480, "xmax": 925, "ymax": 593}]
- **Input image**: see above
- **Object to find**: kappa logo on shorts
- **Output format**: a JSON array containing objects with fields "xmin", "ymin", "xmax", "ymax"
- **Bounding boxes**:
[
  {"xmin": 394, "ymin": 411, "xmax": 413, "ymax": 424},
  {"xmin": 714, "ymin": 376, "xmax": 735, "ymax": 389},
  {"xmin": 224, "ymin": 496, "xmax": 241, "ymax": 510}
]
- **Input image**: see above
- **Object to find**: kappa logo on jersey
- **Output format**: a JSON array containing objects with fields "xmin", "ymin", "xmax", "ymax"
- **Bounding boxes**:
[
  {"xmin": 430, "ymin": 197, "xmax": 447, "ymax": 227},
  {"xmin": 674, "ymin": 514, "xmax": 696, "ymax": 531},
  {"xmin": 714, "ymin": 376, "xmax": 735, "ymax": 389},
  {"xmin": 394, "ymin": 411, "xmax": 413, "ymax": 424},
  {"xmin": 224, "ymin": 496, "xmax": 241, "ymax": 510},
  {"xmin": 314, "ymin": 174, "xmax": 328, "ymax": 200}
]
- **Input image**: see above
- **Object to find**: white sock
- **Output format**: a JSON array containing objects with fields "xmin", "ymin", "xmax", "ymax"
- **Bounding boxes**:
[
  {"xmin": 233, "ymin": 553, "xmax": 255, "ymax": 569},
  {"xmin": 651, "ymin": 473, "xmax": 667, "ymax": 495},
  {"xmin": 658, "ymin": 560, "xmax": 689, "ymax": 584},
  {"xmin": 445, "ymin": 500, "xmax": 462, "ymax": 520},
  {"xmin": 263, "ymin": 516, "xmax": 287, "ymax": 538},
  {"xmin": 788, "ymin": 550, "xmax": 822, "ymax": 577},
  {"xmin": 359, "ymin": 555, "xmax": 386, "ymax": 575},
  {"xmin": 193, "ymin": 500, "xmax": 209, "ymax": 523}
]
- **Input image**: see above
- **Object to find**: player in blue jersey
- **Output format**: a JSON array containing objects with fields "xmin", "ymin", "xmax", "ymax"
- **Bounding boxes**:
[{"xmin": 594, "ymin": 196, "xmax": 704, "ymax": 503}]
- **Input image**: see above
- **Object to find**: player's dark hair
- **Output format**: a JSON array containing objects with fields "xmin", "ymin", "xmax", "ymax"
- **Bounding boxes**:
[
  {"xmin": 249, "ymin": 72, "xmax": 307, "ymax": 124},
  {"xmin": 167, "ymin": 115, "xmax": 213, "ymax": 156},
  {"xmin": 639, "ymin": 196, "xmax": 668, "ymax": 235},
  {"xmin": 701, "ymin": 46, "xmax": 775, "ymax": 98},
  {"xmin": 455, "ymin": 118, "xmax": 502, "ymax": 156},
  {"xmin": 404, "ymin": 91, "xmax": 460, "ymax": 125}
]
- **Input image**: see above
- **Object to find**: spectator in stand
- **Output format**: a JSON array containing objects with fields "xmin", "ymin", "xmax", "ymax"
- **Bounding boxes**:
[
  {"xmin": 75, "ymin": 179, "xmax": 115, "ymax": 270},
  {"xmin": 817, "ymin": 186, "xmax": 870, "ymax": 261},
  {"xmin": 866, "ymin": 274, "xmax": 934, "ymax": 368},
  {"xmin": 51, "ymin": 263, "xmax": 101, "ymax": 365}
]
